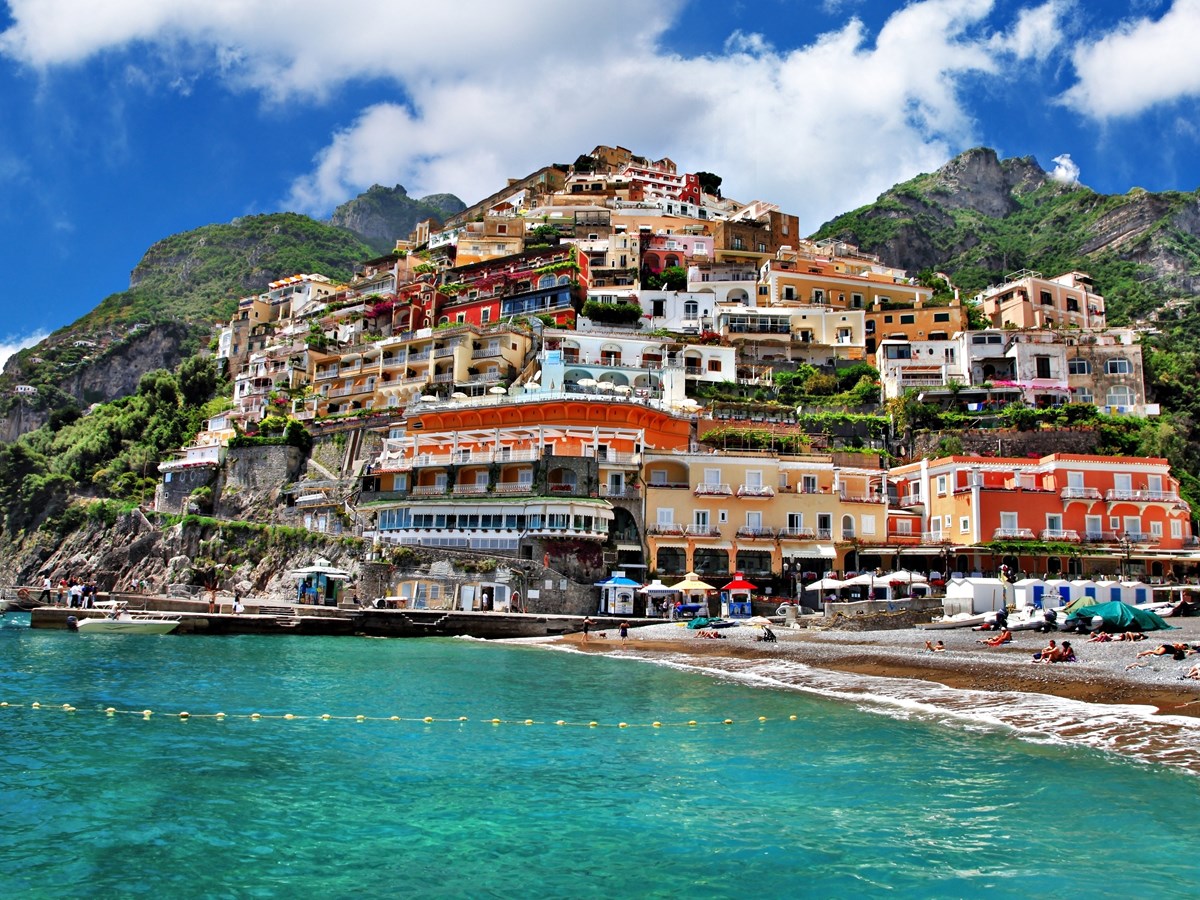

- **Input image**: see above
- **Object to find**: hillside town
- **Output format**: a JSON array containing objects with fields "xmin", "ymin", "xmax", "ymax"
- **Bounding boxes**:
[{"xmin": 154, "ymin": 145, "xmax": 1195, "ymax": 611}]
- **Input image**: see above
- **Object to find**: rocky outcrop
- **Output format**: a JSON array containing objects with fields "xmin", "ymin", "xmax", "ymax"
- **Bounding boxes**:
[{"xmin": 329, "ymin": 185, "xmax": 466, "ymax": 252}]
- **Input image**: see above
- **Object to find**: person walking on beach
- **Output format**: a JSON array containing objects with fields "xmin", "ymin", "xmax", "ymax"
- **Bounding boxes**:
[
  {"xmin": 582, "ymin": 616, "xmax": 593, "ymax": 643},
  {"xmin": 619, "ymin": 621, "xmax": 629, "ymax": 642}
]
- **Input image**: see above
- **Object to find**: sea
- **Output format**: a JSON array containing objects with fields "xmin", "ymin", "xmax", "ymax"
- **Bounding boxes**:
[{"xmin": 2, "ymin": 613, "xmax": 1198, "ymax": 899}]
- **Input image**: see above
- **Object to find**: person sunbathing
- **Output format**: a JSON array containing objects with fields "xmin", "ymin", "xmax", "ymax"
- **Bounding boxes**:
[
  {"xmin": 1087, "ymin": 632, "xmax": 1112, "ymax": 643},
  {"xmin": 1113, "ymin": 632, "xmax": 1146, "ymax": 641},
  {"xmin": 1032, "ymin": 639, "xmax": 1057, "ymax": 660},
  {"xmin": 1136, "ymin": 643, "xmax": 1194, "ymax": 661},
  {"xmin": 977, "ymin": 628, "xmax": 1013, "ymax": 646},
  {"xmin": 1184, "ymin": 663, "xmax": 1200, "ymax": 680},
  {"xmin": 924, "ymin": 640, "xmax": 946, "ymax": 652},
  {"xmin": 1044, "ymin": 641, "xmax": 1075, "ymax": 663}
]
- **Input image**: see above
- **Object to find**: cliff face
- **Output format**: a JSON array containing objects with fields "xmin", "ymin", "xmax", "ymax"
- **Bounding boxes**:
[{"xmin": 329, "ymin": 185, "xmax": 465, "ymax": 252}]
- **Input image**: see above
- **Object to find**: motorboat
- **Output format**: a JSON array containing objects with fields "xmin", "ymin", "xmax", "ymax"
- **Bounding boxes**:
[
  {"xmin": 74, "ymin": 613, "xmax": 179, "ymax": 635},
  {"xmin": 919, "ymin": 612, "xmax": 992, "ymax": 630}
]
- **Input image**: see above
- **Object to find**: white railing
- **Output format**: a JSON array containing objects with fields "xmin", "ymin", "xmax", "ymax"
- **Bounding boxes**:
[
  {"xmin": 992, "ymin": 528, "xmax": 1036, "ymax": 540},
  {"xmin": 694, "ymin": 483, "xmax": 732, "ymax": 496},
  {"xmin": 1060, "ymin": 487, "xmax": 1102, "ymax": 500},
  {"xmin": 737, "ymin": 485, "xmax": 775, "ymax": 498},
  {"xmin": 1039, "ymin": 529, "xmax": 1081, "ymax": 542},
  {"xmin": 899, "ymin": 493, "xmax": 923, "ymax": 506},
  {"xmin": 1105, "ymin": 489, "xmax": 1180, "ymax": 502},
  {"xmin": 683, "ymin": 524, "xmax": 720, "ymax": 536},
  {"xmin": 778, "ymin": 527, "xmax": 816, "ymax": 539},
  {"xmin": 493, "ymin": 482, "xmax": 534, "ymax": 494}
]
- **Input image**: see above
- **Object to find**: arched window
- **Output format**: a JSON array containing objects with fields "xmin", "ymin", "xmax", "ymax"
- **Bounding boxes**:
[
  {"xmin": 684, "ymin": 300, "xmax": 698, "ymax": 318},
  {"xmin": 538, "ymin": 275, "xmax": 556, "ymax": 290},
  {"xmin": 841, "ymin": 515, "xmax": 855, "ymax": 539},
  {"xmin": 1106, "ymin": 357, "xmax": 1132, "ymax": 375},
  {"xmin": 1106, "ymin": 385, "xmax": 1135, "ymax": 408},
  {"xmin": 1067, "ymin": 358, "xmax": 1091, "ymax": 375}
]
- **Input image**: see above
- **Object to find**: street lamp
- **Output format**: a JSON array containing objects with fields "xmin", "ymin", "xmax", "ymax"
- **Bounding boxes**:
[{"xmin": 1120, "ymin": 535, "xmax": 1134, "ymax": 581}]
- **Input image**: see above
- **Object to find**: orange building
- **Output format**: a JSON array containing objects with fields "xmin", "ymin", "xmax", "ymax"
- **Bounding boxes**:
[{"xmin": 889, "ymin": 454, "xmax": 1195, "ymax": 580}]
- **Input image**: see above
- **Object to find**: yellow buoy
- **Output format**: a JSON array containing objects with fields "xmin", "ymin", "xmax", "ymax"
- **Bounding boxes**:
[
  {"xmin": 250, "ymin": 713, "xmax": 261, "ymax": 720},
  {"xmin": 687, "ymin": 720, "xmax": 697, "ymax": 726},
  {"xmin": 64, "ymin": 706, "xmax": 76, "ymax": 713},
  {"xmin": 588, "ymin": 721, "xmax": 598, "ymax": 728},
  {"xmin": 179, "ymin": 712, "xmax": 190, "ymax": 719},
  {"xmin": 142, "ymin": 709, "xmax": 152, "ymax": 717},
  {"xmin": 215, "ymin": 712, "xmax": 226, "ymax": 719},
  {"xmin": 524, "ymin": 719, "xmax": 533, "ymax": 726},
  {"xmin": 789, "ymin": 714, "xmax": 797, "ymax": 721},
  {"xmin": 491, "ymin": 718, "xmax": 501, "ymax": 725},
  {"xmin": 61, "ymin": 703, "xmax": 71, "ymax": 710},
  {"xmin": 652, "ymin": 721, "xmax": 662, "ymax": 728},
  {"xmin": 105, "ymin": 707, "xmax": 116, "ymax": 716},
  {"xmin": 0, "ymin": 701, "xmax": 7, "ymax": 707},
  {"xmin": 31, "ymin": 702, "xmax": 41, "ymax": 709},
  {"xmin": 458, "ymin": 716, "xmax": 468, "ymax": 722},
  {"xmin": 355, "ymin": 715, "xmax": 365, "ymax": 722},
  {"xmin": 758, "ymin": 716, "xmax": 767, "ymax": 722},
  {"xmin": 389, "ymin": 716, "xmax": 400, "ymax": 721},
  {"xmin": 618, "ymin": 722, "xmax": 628, "ymax": 728},
  {"xmin": 555, "ymin": 720, "xmax": 565, "ymax": 726},
  {"xmin": 284, "ymin": 714, "xmax": 295, "ymax": 720},
  {"xmin": 723, "ymin": 719, "xmax": 733, "ymax": 725},
  {"xmin": 423, "ymin": 716, "xmax": 434, "ymax": 723},
  {"xmin": 321, "ymin": 713, "xmax": 331, "ymax": 720}
]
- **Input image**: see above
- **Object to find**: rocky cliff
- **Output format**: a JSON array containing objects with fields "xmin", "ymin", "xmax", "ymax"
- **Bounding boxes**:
[{"xmin": 329, "ymin": 184, "xmax": 465, "ymax": 253}]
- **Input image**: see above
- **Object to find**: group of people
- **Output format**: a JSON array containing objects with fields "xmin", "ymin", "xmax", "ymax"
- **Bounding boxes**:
[
  {"xmin": 39, "ymin": 576, "xmax": 101, "ymax": 609},
  {"xmin": 1032, "ymin": 639, "xmax": 1076, "ymax": 663}
]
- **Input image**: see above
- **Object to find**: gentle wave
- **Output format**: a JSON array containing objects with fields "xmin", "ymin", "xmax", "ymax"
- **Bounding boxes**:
[{"xmin": 575, "ymin": 646, "xmax": 1200, "ymax": 776}]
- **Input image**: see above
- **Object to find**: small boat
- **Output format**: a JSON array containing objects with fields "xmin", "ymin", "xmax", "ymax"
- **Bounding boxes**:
[
  {"xmin": 75, "ymin": 613, "xmax": 179, "ymax": 635},
  {"xmin": 919, "ymin": 612, "xmax": 992, "ymax": 630}
]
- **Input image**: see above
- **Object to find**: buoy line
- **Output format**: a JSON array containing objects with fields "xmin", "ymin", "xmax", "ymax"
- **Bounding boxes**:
[{"xmin": 1, "ymin": 700, "xmax": 799, "ymax": 729}]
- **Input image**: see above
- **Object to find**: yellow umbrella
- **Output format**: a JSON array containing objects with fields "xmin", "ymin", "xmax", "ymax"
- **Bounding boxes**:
[{"xmin": 671, "ymin": 572, "xmax": 715, "ymax": 592}]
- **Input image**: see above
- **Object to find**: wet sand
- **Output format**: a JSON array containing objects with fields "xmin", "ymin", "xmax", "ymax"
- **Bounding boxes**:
[{"xmin": 560, "ymin": 618, "xmax": 1200, "ymax": 718}]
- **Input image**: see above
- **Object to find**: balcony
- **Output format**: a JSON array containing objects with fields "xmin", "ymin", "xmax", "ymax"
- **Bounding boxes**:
[
  {"xmin": 1060, "ymin": 486, "xmax": 1103, "ymax": 500},
  {"xmin": 1105, "ymin": 489, "xmax": 1180, "ymax": 503},
  {"xmin": 778, "ymin": 526, "xmax": 816, "ymax": 539},
  {"xmin": 898, "ymin": 493, "xmax": 924, "ymax": 507},
  {"xmin": 838, "ymin": 490, "xmax": 879, "ymax": 504},
  {"xmin": 451, "ymin": 484, "xmax": 489, "ymax": 496},
  {"xmin": 1083, "ymin": 531, "xmax": 1118, "ymax": 543},
  {"xmin": 737, "ymin": 484, "xmax": 775, "ymax": 499},
  {"xmin": 683, "ymin": 524, "xmax": 721, "ymax": 537},
  {"xmin": 694, "ymin": 483, "xmax": 732, "ymax": 496},
  {"xmin": 599, "ymin": 485, "xmax": 641, "ymax": 500},
  {"xmin": 472, "ymin": 347, "xmax": 504, "ymax": 359},
  {"xmin": 992, "ymin": 528, "xmax": 1036, "ymax": 540},
  {"xmin": 411, "ymin": 484, "xmax": 449, "ymax": 497},
  {"xmin": 493, "ymin": 481, "xmax": 534, "ymax": 495},
  {"xmin": 922, "ymin": 532, "xmax": 949, "ymax": 542},
  {"xmin": 1039, "ymin": 529, "xmax": 1081, "ymax": 542},
  {"xmin": 434, "ymin": 347, "xmax": 455, "ymax": 359},
  {"xmin": 1123, "ymin": 532, "xmax": 1154, "ymax": 544},
  {"xmin": 649, "ymin": 524, "xmax": 685, "ymax": 536},
  {"xmin": 736, "ymin": 527, "xmax": 775, "ymax": 539}
]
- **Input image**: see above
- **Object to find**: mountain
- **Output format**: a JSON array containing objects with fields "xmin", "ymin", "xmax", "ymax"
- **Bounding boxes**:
[
  {"xmin": 0, "ymin": 212, "xmax": 374, "ymax": 437},
  {"xmin": 812, "ymin": 147, "xmax": 1200, "ymax": 322},
  {"xmin": 329, "ymin": 184, "xmax": 466, "ymax": 253}
]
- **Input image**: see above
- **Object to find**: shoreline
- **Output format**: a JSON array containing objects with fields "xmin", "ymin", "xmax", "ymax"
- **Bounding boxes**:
[{"xmin": 557, "ymin": 618, "xmax": 1200, "ymax": 718}]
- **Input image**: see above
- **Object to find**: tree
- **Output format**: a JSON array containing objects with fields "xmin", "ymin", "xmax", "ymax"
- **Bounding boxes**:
[
  {"xmin": 528, "ymin": 224, "xmax": 561, "ymax": 247},
  {"xmin": 696, "ymin": 171, "xmax": 722, "ymax": 197}
]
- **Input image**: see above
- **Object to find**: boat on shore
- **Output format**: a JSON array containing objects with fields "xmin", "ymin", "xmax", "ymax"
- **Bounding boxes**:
[
  {"xmin": 918, "ymin": 612, "xmax": 992, "ymax": 630},
  {"xmin": 74, "ymin": 613, "xmax": 179, "ymax": 635}
]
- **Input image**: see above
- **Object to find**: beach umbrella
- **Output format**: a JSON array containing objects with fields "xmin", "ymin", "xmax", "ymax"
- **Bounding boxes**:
[
  {"xmin": 451, "ymin": 391, "xmax": 468, "ymax": 399},
  {"xmin": 420, "ymin": 394, "xmax": 438, "ymax": 401},
  {"xmin": 596, "ymin": 381, "xmax": 615, "ymax": 391},
  {"xmin": 489, "ymin": 386, "xmax": 508, "ymax": 394},
  {"xmin": 885, "ymin": 570, "xmax": 928, "ymax": 584},
  {"xmin": 612, "ymin": 384, "xmax": 632, "ymax": 394},
  {"xmin": 804, "ymin": 577, "xmax": 845, "ymax": 592},
  {"xmin": 577, "ymin": 378, "xmax": 597, "ymax": 387}
]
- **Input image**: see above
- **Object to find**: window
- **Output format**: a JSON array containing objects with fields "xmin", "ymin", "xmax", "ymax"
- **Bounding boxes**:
[
  {"xmin": 1040, "ymin": 290, "xmax": 1053, "ymax": 306},
  {"xmin": 1068, "ymin": 358, "xmax": 1091, "ymax": 375},
  {"xmin": 861, "ymin": 515, "xmax": 876, "ymax": 535},
  {"xmin": 757, "ymin": 242, "xmax": 766, "ymax": 253},
  {"xmin": 704, "ymin": 467, "xmax": 721, "ymax": 486},
  {"xmin": 746, "ymin": 511, "xmax": 763, "ymax": 530},
  {"xmin": 1085, "ymin": 515, "xmax": 1103, "ymax": 538},
  {"xmin": 787, "ymin": 512, "xmax": 804, "ymax": 530},
  {"xmin": 900, "ymin": 314, "xmax": 915, "ymax": 325},
  {"xmin": 1172, "ymin": 520, "xmax": 1183, "ymax": 539},
  {"xmin": 783, "ymin": 286, "xmax": 795, "ymax": 300},
  {"xmin": 1000, "ymin": 511, "xmax": 1018, "ymax": 531},
  {"xmin": 1150, "ymin": 521, "xmax": 1163, "ymax": 539},
  {"xmin": 1047, "ymin": 514, "xmax": 1063, "ymax": 532},
  {"xmin": 1106, "ymin": 385, "xmax": 1135, "ymax": 408},
  {"xmin": 693, "ymin": 510, "xmax": 710, "ymax": 528},
  {"xmin": 960, "ymin": 516, "xmax": 970, "ymax": 533},
  {"xmin": 1075, "ymin": 387, "xmax": 1093, "ymax": 404},
  {"xmin": 1147, "ymin": 474, "xmax": 1163, "ymax": 493},
  {"xmin": 656, "ymin": 508, "xmax": 675, "ymax": 527},
  {"xmin": 884, "ymin": 315, "xmax": 893, "ymax": 323},
  {"xmin": 936, "ymin": 475, "xmax": 947, "ymax": 496},
  {"xmin": 933, "ymin": 312, "xmax": 950, "ymax": 322},
  {"xmin": 456, "ymin": 313, "xmax": 466, "ymax": 324},
  {"xmin": 684, "ymin": 300, "xmax": 698, "ymax": 318},
  {"xmin": 707, "ymin": 359, "xmax": 721, "ymax": 373},
  {"xmin": 801, "ymin": 475, "xmax": 817, "ymax": 494},
  {"xmin": 480, "ymin": 308, "xmax": 490, "ymax": 324},
  {"xmin": 851, "ymin": 293, "xmax": 863, "ymax": 308},
  {"xmin": 1106, "ymin": 357, "xmax": 1133, "ymax": 375},
  {"xmin": 812, "ymin": 289, "xmax": 824, "ymax": 304},
  {"xmin": 1124, "ymin": 515, "xmax": 1141, "ymax": 537}
]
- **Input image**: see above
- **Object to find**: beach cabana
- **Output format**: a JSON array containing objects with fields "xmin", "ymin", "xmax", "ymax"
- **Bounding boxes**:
[
  {"xmin": 671, "ymin": 572, "xmax": 715, "ymax": 618},
  {"xmin": 638, "ymin": 579, "xmax": 680, "ymax": 618},
  {"xmin": 596, "ymin": 573, "xmax": 640, "ymax": 615},
  {"xmin": 1012, "ymin": 577, "xmax": 1046, "ymax": 609},
  {"xmin": 290, "ymin": 559, "xmax": 350, "ymax": 606},
  {"xmin": 1120, "ymin": 580, "xmax": 1151, "ymax": 605},
  {"xmin": 942, "ymin": 577, "xmax": 1012, "ymax": 616},
  {"xmin": 720, "ymin": 573, "xmax": 757, "ymax": 618}
]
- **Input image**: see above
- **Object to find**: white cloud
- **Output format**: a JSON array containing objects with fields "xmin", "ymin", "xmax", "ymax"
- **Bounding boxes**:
[
  {"xmin": 1049, "ymin": 153, "xmax": 1080, "ymax": 184},
  {"xmin": 1, "ymin": 0, "xmax": 1070, "ymax": 230},
  {"xmin": 0, "ymin": 329, "xmax": 49, "ymax": 369},
  {"xmin": 1061, "ymin": 0, "xmax": 1200, "ymax": 118}
]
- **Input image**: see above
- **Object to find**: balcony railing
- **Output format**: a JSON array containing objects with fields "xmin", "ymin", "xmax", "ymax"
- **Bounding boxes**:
[
  {"xmin": 694, "ymin": 483, "xmax": 732, "ymax": 496},
  {"xmin": 993, "ymin": 527, "xmax": 1036, "ymax": 540},
  {"xmin": 683, "ymin": 524, "xmax": 721, "ymax": 537},
  {"xmin": 1105, "ymin": 489, "xmax": 1180, "ymax": 502},
  {"xmin": 899, "ymin": 493, "xmax": 923, "ymax": 506},
  {"xmin": 451, "ymin": 484, "xmax": 489, "ymax": 496},
  {"xmin": 472, "ymin": 347, "xmax": 504, "ymax": 359},
  {"xmin": 922, "ymin": 531, "xmax": 948, "ymax": 542},
  {"xmin": 1039, "ymin": 529, "xmax": 1081, "ymax": 542},
  {"xmin": 411, "ymin": 485, "xmax": 448, "ymax": 496},
  {"xmin": 1083, "ymin": 531, "xmax": 1118, "ymax": 542},
  {"xmin": 736, "ymin": 527, "xmax": 775, "ymax": 539},
  {"xmin": 1060, "ymin": 486, "xmax": 1103, "ymax": 500},
  {"xmin": 737, "ymin": 484, "xmax": 775, "ymax": 498},
  {"xmin": 838, "ymin": 491, "xmax": 879, "ymax": 503},
  {"xmin": 599, "ymin": 485, "xmax": 641, "ymax": 499},
  {"xmin": 493, "ymin": 482, "xmax": 534, "ymax": 494},
  {"xmin": 778, "ymin": 526, "xmax": 816, "ymax": 539},
  {"xmin": 649, "ymin": 524, "xmax": 685, "ymax": 535}
]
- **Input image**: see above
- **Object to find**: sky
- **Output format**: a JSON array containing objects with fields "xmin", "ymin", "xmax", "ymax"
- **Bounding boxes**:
[{"xmin": 1, "ymin": 0, "xmax": 1198, "ymax": 366}]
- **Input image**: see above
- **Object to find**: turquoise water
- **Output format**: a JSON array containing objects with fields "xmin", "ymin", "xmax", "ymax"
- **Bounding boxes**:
[{"xmin": 2, "ymin": 617, "xmax": 1199, "ymax": 898}]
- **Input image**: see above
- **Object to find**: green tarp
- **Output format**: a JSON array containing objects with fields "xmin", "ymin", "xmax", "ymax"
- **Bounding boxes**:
[{"xmin": 1065, "ymin": 601, "xmax": 1173, "ymax": 632}]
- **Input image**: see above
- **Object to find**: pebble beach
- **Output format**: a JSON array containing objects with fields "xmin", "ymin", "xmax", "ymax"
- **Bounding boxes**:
[{"xmin": 563, "ymin": 615, "xmax": 1200, "ymax": 718}]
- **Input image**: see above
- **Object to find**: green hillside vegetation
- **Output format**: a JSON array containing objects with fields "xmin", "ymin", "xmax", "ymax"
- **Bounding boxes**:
[
  {"xmin": 0, "ymin": 355, "xmax": 224, "ymax": 536},
  {"xmin": 87, "ymin": 212, "xmax": 374, "ymax": 329}
]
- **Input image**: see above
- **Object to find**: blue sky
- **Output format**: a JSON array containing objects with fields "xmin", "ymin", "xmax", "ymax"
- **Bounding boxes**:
[{"xmin": 1, "ymin": 0, "xmax": 1198, "ymax": 365}]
